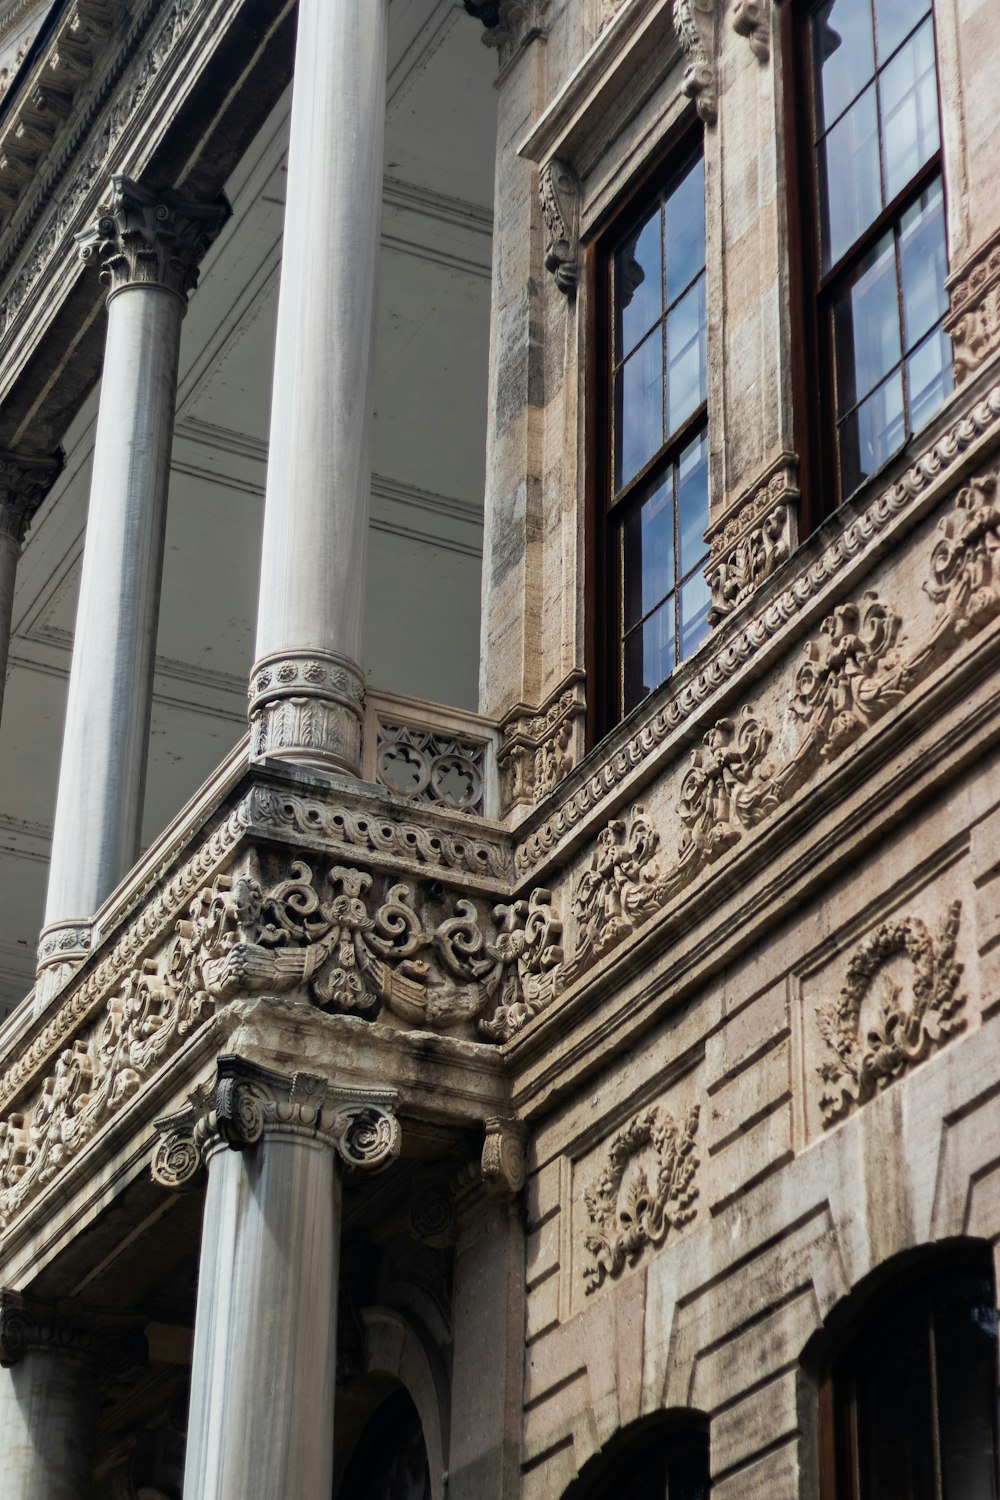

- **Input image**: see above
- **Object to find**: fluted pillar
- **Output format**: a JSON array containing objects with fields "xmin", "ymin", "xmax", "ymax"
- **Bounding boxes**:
[
  {"xmin": 0, "ymin": 1292, "xmax": 145, "ymax": 1500},
  {"xmin": 37, "ymin": 178, "xmax": 228, "ymax": 988},
  {"xmin": 0, "ymin": 450, "xmax": 63, "ymax": 727},
  {"xmin": 153, "ymin": 1058, "xmax": 400, "ymax": 1500},
  {"xmin": 249, "ymin": 0, "xmax": 389, "ymax": 773}
]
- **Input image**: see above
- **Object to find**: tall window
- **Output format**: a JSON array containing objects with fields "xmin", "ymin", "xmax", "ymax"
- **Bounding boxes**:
[
  {"xmin": 823, "ymin": 1256, "xmax": 999, "ymax": 1500},
  {"xmin": 601, "ymin": 144, "xmax": 710, "ymax": 724},
  {"xmin": 562, "ymin": 1414, "xmax": 710, "ymax": 1500},
  {"xmin": 804, "ymin": 0, "xmax": 952, "ymax": 505}
]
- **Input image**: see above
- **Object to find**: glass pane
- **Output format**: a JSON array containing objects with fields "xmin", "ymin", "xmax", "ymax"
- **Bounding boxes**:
[
  {"xmin": 622, "ymin": 474, "xmax": 674, "ymax": 630},
  {"xmin": 615, "ymin": 326, "xmax": 664, "ymax": 490},
  {"xmin": 624, "ymin": 596, "xmax": 675, "ymax": 713},
  {"xmin": 677, "ymin": 429, "xmax": 709, "ymax": 577},
  {"xmin": 854, "ymin": 1304, "xmax": 937, "ymax": 1500},
  {"xmin": 819, "ymin": 84, "xmax": 882, "ymax": 268},
  {"xmin": 935, "ymin": 1270, "xmax": 1000, "ymax": 1500},
  {"xmin": 666, "ymin": 275, "xmax": 706, "ymax": 437},
  {"xmin": 874, "ymin": 0, "xmax": 929, "ymax": 62},
  {"xmin": 812, "ymin": 0, "xmax": 875, "ymax": 133},
  {"xmin": 839, "ymin": 368, "xmax": 904, "ymax": 494},
  {"xmin": 617, "ymin": 204, "xmax": 662, "ymax": 360},
  {"xmin": 881, "ymin": 17, "xmax": 939, "ymax": 204},
  {"xmin": 664, "ymin": 153, "xmax": 705, "ymax": 307},
  {"xmin": 899, "ymin": 178, "xmax": 947, "ymax": 350},
  {"xmin": 833, "ymin": 231, "xmax": 900, "ymax": 409},
  {"xmin": 907, "ymin": 325, "xmax": 952, "ymax": 432},
  {"xmin": 680, "ymin": 570, "xmax": 711, "ymax": 659}
]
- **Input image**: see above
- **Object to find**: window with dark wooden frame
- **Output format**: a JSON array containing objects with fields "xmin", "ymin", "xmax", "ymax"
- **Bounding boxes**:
[
  {"xmin": 803, "ymin": 0, "xmax": 952, "ymax": 509},
  {"xmin": 600, "ymin": 142, "xmax": 710, "ymax": 726},
  {"xmin": 821, "ymin": 1257, "xmax": 1000, "ymax": 1500}
]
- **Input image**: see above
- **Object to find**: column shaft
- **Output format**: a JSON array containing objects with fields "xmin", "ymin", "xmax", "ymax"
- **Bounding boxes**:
[
  {"xmin": 183, "ymin": 1137, "xmax": 340, "ymax": 1499},
  {"xmin": 0, "ymin": 1349, "xmax": 99, "ymax": 1499},
  {"xmin": 250, "ymin": 0, "xmax": 390, "ymax": 772},
  {"xmin": 44, "ymin": 284, "xmax": 183, "ymax": 932}
]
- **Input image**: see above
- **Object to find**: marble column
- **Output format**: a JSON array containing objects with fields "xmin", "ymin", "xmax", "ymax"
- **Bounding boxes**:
[
  {"xmin": 152, "ymin": 1059, "xmax": 400, "ymax": 1500},
  {"xmin": 0, "ymin": 1292, "xmax": 145, "ymax": 1500},
  {"xmin": 249, "ymin": 0, "xmax": 389, "ymax": 774},
  {"xmin": 37, "ymin": 178, "xmax": 228, "ymax": 987},
  {"xmin": 0, "ymin": 449, "xmax": 63, "ymax": 726}
]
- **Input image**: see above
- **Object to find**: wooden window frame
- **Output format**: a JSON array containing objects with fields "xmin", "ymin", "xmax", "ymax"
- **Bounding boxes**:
[
  {"xmin": 584, "ymin": 119, "xmax": 707, "ymax": 746},
  {"xmin": 784, "ymin": 0, "xmax": 951, "ymax": 530}
]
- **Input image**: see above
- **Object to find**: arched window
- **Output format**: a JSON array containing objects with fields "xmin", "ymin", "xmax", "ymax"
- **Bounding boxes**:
[
  {"xmin": 561, "ymin": 1412, "xmax": 710, "ymax": 1500},
  {"xmin": 336, "ymin": 1387, "xmax": 431, "ymax": 1500},
  {"xmin": 821, "ymin": 1253, "xmax": 999, "ymax": 1500}
]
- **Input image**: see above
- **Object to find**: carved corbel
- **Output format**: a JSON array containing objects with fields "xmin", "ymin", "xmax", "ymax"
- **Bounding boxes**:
[
  {"xmin": 151, "ymin": 1056, "xmax": 401, "ymax": 1189},
  {"xmin": 481, "ymin": 1115, "xmax": 527, "ymax": 1198},
  {"xmin": 732, "ymin": 0, "xmax": 770, "ymax": 62},
  {"xmin": 674, "ymin": 0, "xmax": 718, "ymax": 124},
  {"xmin": 540, "ymin": 159, "xmax": 580, "ymax": 296}
]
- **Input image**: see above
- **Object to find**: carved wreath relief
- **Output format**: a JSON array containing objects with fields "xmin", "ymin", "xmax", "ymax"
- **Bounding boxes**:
[
  {"xmin": 583, "ymin": 1104, "xmax": 700, "ymax": 1293},
  {"xmin": 816, "ymin": 903, "xmax": 965, "ymax": 1125}
]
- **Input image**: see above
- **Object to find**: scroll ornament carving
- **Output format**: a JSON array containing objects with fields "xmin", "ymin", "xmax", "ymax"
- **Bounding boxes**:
[
  {"xmin": 75, "ymin": 174, "xmax": 229, "ymax": 300},
  {"xmin": 539, "ymin": 159, "xmax": 580, "ymax": 295},
  {"xmin": 498, "ymin": 678, "xmax": 585, "ymax": 813},
  {"xmin": 583, "ymin": 1104, "xmax": 700, "ymax": 1293},
  {"xmin": 151, "ymin": 1059, "xmax": 401, "ymax": 1186},
  {"xmin": 674, "ymin": 0, "xmax": 717, "ymax": 124},
  {"xmin": 944, "ymin": 227, "xmax": 1000, "ymax": 384},
  {"xmin": 707, "ymin": 502, "xmax": 792, "ymax": 624},
  {"xmin": 0, "ymin": 447, "xmax": 63, "ymax": 545},
  {"xmin": 817, "ymin": 903, "xmax": 965, "ymax": 1124},
  {"xmin": 481, "ymin": 1115, "xmax": 527, "ymax": 1197},
  {"xmin": 732, "ymin": 0, "xmax": 769, "ymax": 61},
  {"xmin": 186, "ymin": 856, "xmax": 562, "ymax": 1042}
]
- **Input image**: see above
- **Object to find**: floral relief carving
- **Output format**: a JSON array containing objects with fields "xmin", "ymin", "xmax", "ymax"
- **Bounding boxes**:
[
  {"xmin": 816, "ymin": 903, "xmax": 965, "ymax": 1124},
  {"xmin": 583, "ymin": 1104, "xmax": 700, "ymax": 1293},
  {"xmin": 561, "ymin": 805, "xmax": 664, "ymax": 984},
  {"xmin": 498, "ymin": 675, "xmax": 585, "ymax": 814},
  {"xmin": 945, "ymin": 227, "xmax": 1000, "ymax": 384}
]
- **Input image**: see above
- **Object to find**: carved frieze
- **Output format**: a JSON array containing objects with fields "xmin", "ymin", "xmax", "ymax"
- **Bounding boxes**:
[
  {"xmin": 707, "ymin": 456, "xmax": 799, "ymax": 624},
  {"xmin": 945, "ymin": 226, "xmax": 1000, "ymax": 384},
  {"xmin": 0, "ymin": 446, "xmax": 63, "ymax": 545},
  {"xmin": 583, "ymin": 1104, "xmax": 700, "ymax": 1293},
  {"xmin": 561, "ymin": 804, "xmax": 663, "ymax": 985},
  {"xmin": 816, "ymin": 903, "xmax": 965, "ymax": 1124},
  {"xmin": 674, "ymin": 0, "xmax": 717, "ymax": 124},
  {"xmin": 498, "ymin": 673, "xmax": 585, "ymax": 814},
  {"xmin": 539, "ymin": 159, "xmax": 580, "ymax": 295}
]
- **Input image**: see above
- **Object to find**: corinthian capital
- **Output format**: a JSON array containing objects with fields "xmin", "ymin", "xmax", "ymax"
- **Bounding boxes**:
[
  {"xmin": 75, "ymin": 176, "xmax": 230, "ymax": 301},
  {"xmin": 0, "ymin": 447, "xmax": 64, "ymax": 545}
]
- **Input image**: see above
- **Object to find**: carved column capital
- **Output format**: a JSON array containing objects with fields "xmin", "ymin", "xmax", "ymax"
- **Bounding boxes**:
[
  {"xmin": 151, "ymin": 1055, "xmax": 401, "ymax": 1188},
  {"xmin": 0, "ymin": 1290, "xmax": 147, "ymax": 1379},
  {"xmin": 75, "ymin": 175, "xmax": 230, "ymax": 302},
  {"xmin": 0, "ymin": 447, "xmax": 63, "ymax": 545},
  {"xmin": 248, "ymin": 647, "xmax": 366, "ymax": 773}
]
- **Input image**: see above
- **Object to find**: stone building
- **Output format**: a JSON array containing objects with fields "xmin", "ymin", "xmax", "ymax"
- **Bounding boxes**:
[{"xmin": 0, "ymin": 0, "xmax": 997, "ymax": 1494}]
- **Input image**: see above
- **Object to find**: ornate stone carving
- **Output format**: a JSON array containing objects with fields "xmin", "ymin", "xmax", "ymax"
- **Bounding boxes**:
[
  {"xmin": 249, "ymin": 648, "xmax": 366, "ymax": 775},
  {"xmin": 677, "ymin": 705, "xmax": 771, "ymax": 860},
  {"xmin": 498, "ymin": 674, "xmax": 585, "ymax": 814},
  {"xmin": 193, "ymin": 856, "xmax": 561, "ymax": 1041},
  {"xmin": 375, "ymin": 720, "xmax": 486, "ymax": 814},
  {"xmin": 914, "ymin": 471, "xmax": 1000, "ymax": 670},
  {"xmin": 481, "ymin": 1115, "xmax": 527, "ymax": 1197},
  {"xmin": 539, "ymin": 159, "xmax": 580, "ymax": 295},
  {"xmin": 945, "ymin": 226, "xmax": 1000, "ymax": 383},
  {"xmin": 515, "ymin": 390, "xmax": 1000, "ymax": 878},
  {"xmin": 732, "ymin": 0, "xmax": 769, "ymax": 61},
  {"xmin": 35, "ymin": 918, "xmax": 92, "ymax": 974},
  {"xmin": 707, "ymin": 456, "xmax": 798, "ymax": 624},
  {"xmin": 674, "ymin": 0, "xmax": 717, "ymax": 124},
  {"xmin": 0, "ymin": 1290, "xmax": 147, "ymax": 1380},
  {"xmin": 583, "ymin": 1104, "xmax": 700, "ymax": 1293},
  {"xmin": 151, "ymin": 1057, "xmax": 401, "ymax": 1182},
  {"xmin": 75, "ymin": 174, "xmax": 229, "ymax": 300},
  {"xmin": 817, "ymin": 903, "xmax": 965, "ymax": 1124},
  {"xmin": 463, "ymin": 0, "xmax": 546, "ymax": 57},
  {"xmin": 561, "ymin": 805, "xmax": 664, "ymax": 985},
  {"xmin": 0, "ymin": 447, "xmax": 63, "ymax": 545},
  {"xmin": 245, "ymin": 785, "xmax": 513, "ymax": 882}
]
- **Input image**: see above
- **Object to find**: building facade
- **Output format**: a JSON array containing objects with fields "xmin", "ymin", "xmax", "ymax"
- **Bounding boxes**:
[{"xmin": 0, "ymin": 0, "xmax": 997, "ymax": 1495}]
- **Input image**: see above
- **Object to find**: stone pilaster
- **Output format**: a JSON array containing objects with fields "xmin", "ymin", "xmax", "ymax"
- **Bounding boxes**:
[
  {"xmin": 0, "ymin": 1291, "xmax": 146, "ymax": 1500},
  {"xmin": 38, "ymin": 177, "xmax": 228, "ymax": 995},
  {"xmin": 154, "ymin": 1056, "xmax": 399, "ymax": 1500},
  {"xmin": 250, "ymin": 0, "xmax": 389, "ymax": 774},
  {"xmin": 0, "ymin": 448, "xmax": 63, "ymax": 725}
]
